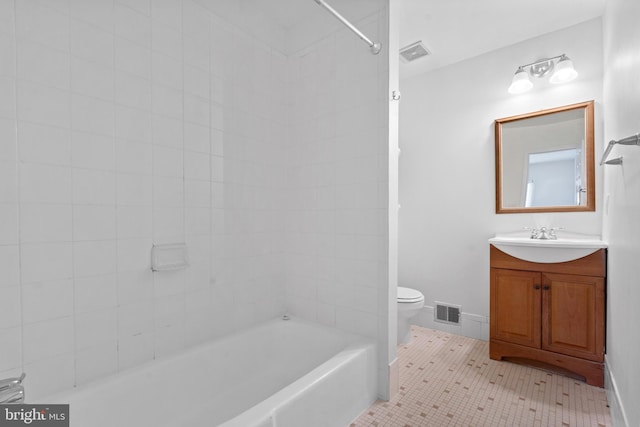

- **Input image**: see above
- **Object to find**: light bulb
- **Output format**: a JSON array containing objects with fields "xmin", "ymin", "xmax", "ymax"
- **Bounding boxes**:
[
  {"xmin": 508, "ymin": 68, "xmax": 533, "ymax": 94},
  {"xmin": 550, "ymin": 56, "xmax": 578, "ymax": 84}
]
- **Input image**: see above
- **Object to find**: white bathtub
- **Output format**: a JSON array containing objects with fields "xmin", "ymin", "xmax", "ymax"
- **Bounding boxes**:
[{"xmin": 43, "ymin": 317, "xmax": 377, "ymax": 427}]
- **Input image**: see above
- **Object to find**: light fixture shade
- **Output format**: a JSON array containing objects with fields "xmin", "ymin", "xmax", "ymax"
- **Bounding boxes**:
[
  {"xmin": 508, "ymin": 68, "xmax": 533, "ymax": 94},
  {"xmin": 549, "ymin": 56, "xmax": 578, "ymax": 84}
]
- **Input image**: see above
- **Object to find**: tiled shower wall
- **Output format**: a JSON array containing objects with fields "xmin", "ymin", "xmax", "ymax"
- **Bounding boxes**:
[
  {"xmin": 284, "ymin": 10, "xmax": 389, "ymax": 350},
  {"xmin": 0, "ymin": 0, "xmax": 287, "ymax": 399}
]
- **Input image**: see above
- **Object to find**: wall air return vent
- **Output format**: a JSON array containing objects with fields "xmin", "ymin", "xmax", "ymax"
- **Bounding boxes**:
[
  {"xmin": 434, "ymin": 302, "xmax": 461, "ymax": 325},
  {"xmin": 400, "ymin": 41, "xmax": 431, "ymax": 63}
]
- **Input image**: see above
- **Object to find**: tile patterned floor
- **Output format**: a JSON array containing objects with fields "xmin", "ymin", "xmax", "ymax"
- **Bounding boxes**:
[{"xmin": 352, "ymin": 326, "xmax": 611, "ymax": 427}]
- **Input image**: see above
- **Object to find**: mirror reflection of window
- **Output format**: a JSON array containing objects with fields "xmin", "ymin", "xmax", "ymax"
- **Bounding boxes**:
[{"xmin": 524, "ymin": 148, "xmax": 581, "ymax": 207}]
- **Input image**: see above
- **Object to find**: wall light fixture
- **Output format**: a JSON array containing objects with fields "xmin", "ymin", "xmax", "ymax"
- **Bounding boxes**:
[{"xmin": 508, "ymin": 54, "xmax": 578, "ymax": 94}]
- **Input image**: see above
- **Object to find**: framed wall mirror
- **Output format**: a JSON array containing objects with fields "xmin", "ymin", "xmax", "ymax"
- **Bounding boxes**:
[{"xmin": 495, "ymin": 101, "xmax": 595, "ymax": 214}]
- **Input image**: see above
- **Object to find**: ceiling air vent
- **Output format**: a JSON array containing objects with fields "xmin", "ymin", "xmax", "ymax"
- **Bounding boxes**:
[{"xmin": 400, "ymin": 41, "xmax": 431, "ymax": 63}]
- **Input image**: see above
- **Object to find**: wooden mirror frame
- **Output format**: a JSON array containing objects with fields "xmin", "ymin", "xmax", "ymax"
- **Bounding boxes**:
[{"xmin": 495, "ymin": 100, "xmax": 595, "ymax": 214}]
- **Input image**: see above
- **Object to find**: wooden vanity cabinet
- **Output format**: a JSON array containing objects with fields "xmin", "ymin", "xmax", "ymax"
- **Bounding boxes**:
[{"xmin": 489, "ymin": 245, "xmax": 606, "ymax": 387}]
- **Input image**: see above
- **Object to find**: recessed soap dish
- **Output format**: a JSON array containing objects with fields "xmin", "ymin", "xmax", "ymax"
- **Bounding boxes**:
[{"xmin": 151, "ymin": 243, "xmax": 189, "ymax": 271}]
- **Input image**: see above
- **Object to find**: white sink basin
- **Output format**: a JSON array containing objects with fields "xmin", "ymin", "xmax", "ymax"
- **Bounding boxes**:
[{"xmin": 489, "ymin": 235, "xmax": 607, "ymax": 263}]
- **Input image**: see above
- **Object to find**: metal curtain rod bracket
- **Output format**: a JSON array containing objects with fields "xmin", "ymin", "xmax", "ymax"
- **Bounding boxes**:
[
  {"xmin": 312, "ymin": 0, "xmax": 381, "ymax": 55},
  {"xmin": 600, "ymin": 132, "xmax": 640, "ymax": 165}
]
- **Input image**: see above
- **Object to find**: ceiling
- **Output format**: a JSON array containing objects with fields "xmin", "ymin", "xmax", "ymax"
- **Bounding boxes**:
[
  {"xmin": 398, "ymin": 0, "xmax": 606, "ymax": 79},
  {"xmin": 229, "ymin": 0, "xmax": 607, "ymax": 79}
]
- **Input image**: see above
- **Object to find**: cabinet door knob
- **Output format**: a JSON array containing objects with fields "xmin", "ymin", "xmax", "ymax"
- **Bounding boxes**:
[
  {"xmin": 534, "ymin": 284, "xmax": 541, "ymax": 290},
  {"xmin": 543, "ymin": 285, "xmax": 550, "ymax": 290}
]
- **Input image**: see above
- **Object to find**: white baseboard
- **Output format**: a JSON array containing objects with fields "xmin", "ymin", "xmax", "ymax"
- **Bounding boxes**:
[
  {"xmin": 605, "ymin": 356, "xmax": 629, "ymax": 427},
  {"xmin": 415, "ymin": 305, "xmax": 489, "ymax": 341}
]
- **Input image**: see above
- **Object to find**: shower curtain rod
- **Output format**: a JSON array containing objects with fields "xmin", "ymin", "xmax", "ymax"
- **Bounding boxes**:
[{"xmin": 312, "ymin": 0, "xmax": 381, "ymax": 55}]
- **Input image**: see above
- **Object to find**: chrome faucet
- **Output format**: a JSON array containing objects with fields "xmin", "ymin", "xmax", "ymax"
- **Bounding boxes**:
[
  {"xmin": 0, "ymin": 373, "xmax": 26, "ymax": 404},
  {"xmin": 529, "ymin": 227, "xmax": 562, "ymax": 240}
]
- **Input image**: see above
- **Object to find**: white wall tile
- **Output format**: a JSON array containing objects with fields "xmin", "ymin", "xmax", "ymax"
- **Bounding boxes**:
[
  {"xmin": 75, "ymin": 274, "xmax": 118, "ymax": 314},
  {"xmin": 73, "ymin": 169, "xmax": 116, "ymax": 205},
  {"xmin": 117, "ymin": 331, "xmax": 153, "ymax": 370},
  {"xmin": 75, "ymin": 343, "xmax": 118, "ymax": 386},
  {"xmin": 23, "ymin": 352, "xmax": 74, "ymax": 400},
  {"xmin": 116, "ymin": 106, "xmax": 152, "ymax": 143},
  {"xmin": 17, "ymin": 39, "xmax": 70, "ymax": 90},
  {"xmin": 181, "ymin": 0, "xmax": 209, "ymax": 39},
  {"xmin": 72, "ymin": 132, "xmax": 115, "ymax": 171},
  {"xmin": 0, "ymin": 1, "xmax": 15, "ymax": 34},
  {"xmin": 152, "ymin": 52, "xmax": 182, "ymax": 90},
  {"xmin": 71, "ymin": 93, "xmax": 115, "ymax": 137},
  {"xmin": 183, "ymin": 123, "xmax": 209, "ymax": 154},
  {"xmin": 21, "ymin": 242, "xmax": 73, "ymax": 284},
  {"xmin": 23, "ymin": 317, "xmax": 74, "ymax": 364},
  {"xmin": 153, "ymin": 146, "xmax": 183, "ymax": 177},
  {"xmin": 0, "ymin": 328, "xmax": 21, "ymax": 372},
  {"xmin": 118, "ymin": 0, "xmax": 151, "ymax": 16},
  {"xmin": 184, "ymin": 151, "xmax": 209, "ymax": 181},
  {"xmin": 152, "ymin": 84, "xmax": 183, "ymax": 119},
  {"xmin": 152, "ymin": 116, "xmax": 183, "ymax": 148},
  {"xmin": 18, "ymin": 122, "xmax": 71, "ymax": 166},
  {"xmin": 182, "ymin": 34, "xmax": 208, "ymax": 71},
  {"xmin": 69, "ymin": 0, "xmax": 115, "ymax": 32},
  {"xmin": 118, "ymin": 300, "xmax": 153, "ymax": 337},
  {"xmin": 70, "ymin": 19, "xmax": 114, "ymax": 67},
  {"xmin": 0, "ymin": 32, "xmax": 14, "ymax": 78},
  {"xmin": 0, "ymin": 204, "xmax": 18, "ymax": 245},
  {"xmin": 117, "ymin": 173, "xmax": 152, "ymax": 206},
  {"xmin": 0, "ymin": 162, "xmax": 18, "ymax": 203},
  {"xmin": 17, "ymin": 81, "xmax": 70, "ymax": 129},
  {"xmin": 151, "ymin": 21, "xmax": 181, "ymax": 59},
  {"xmin": 151, "ymin": 0, "xmax": 181, "ymax": 31},
  {"xmin": 75, "ymin": 308, "xmax": 117, "ymax": 350},
  {"xmin": 0, "ymin": 286, "xmax": 21, "ymax": 329},
  {"xmin": 71, "ymin": 57, "xmax": 115, "ymax": 101},
  {"xmin": 0, "ymin": 78, "xmax": 16, "ymax": 119},
  {"xmin": 20, "ymin": 203, "xmax": 72, "ymax": 243},
  {"xmin": 116, "ymin": 141, "xmax": 153, "ymax": 175},
  {"xmin": 185, "ymin": 180, "xmax": 209, "ymax": 208},
  {"xmin": 73, "ymin": 205, "xmax": 116, "ymax": 241},
  {"xmin": 15, "ymin": 157, "xmax": 65, "ymax": 209},
  {"xmin": 22, "ymin": 280, "xmax": 74, "ymax": 324},
  {"xmin": 184, "ymin": 94, "xmax": 209, "ymax": 126},
  {"xmin": 153, "ymin": 176, "xmax": 183, "ymax": 207},
  {"xmin": 153, "ymin": 207, "xmax": 184, "ymax": 243},
  {"xmin": 123, "ymin": 41, "xmax": 159, "ymax": 78},
  {"xmin": 73, "ymin": 240, "xmax": 117, "ymax": 278},
  {"xmin": 0, "ymin": 117, "xmax": 16, "ymax": 160},
  {"xmin": 115, "ymin": 3, "xmax": 151, "ymax": 48},
  {"xmin": 115, "ymin": 70, "xmax": 153, "ymax": 111},
  {"xmin": 0, "ymin": 246, "xmax": 20, "ymax": 287},
  {"xmin": 117, "ymin": 238, "xmax": 152, "ymax": 272},
  {"xmin": 117, "ymin": 270, "xmax": 153, "ymax": 304},
  {"xmin": 15, "ymin": 1, "xmax": 70, "ymax": 51},
  {"xmin": 117, "ymin": 206, "xmax": 152, "ymax": 239},
  {"xmin": 183, "ymin": 64, "xmax": 209, "ymax": 97}
]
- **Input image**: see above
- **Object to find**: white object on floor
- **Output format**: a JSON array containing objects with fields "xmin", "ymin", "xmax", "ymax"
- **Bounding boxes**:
[{"xmin": 397, "ymin": 286, "xmax": 425, "ymax": 345}]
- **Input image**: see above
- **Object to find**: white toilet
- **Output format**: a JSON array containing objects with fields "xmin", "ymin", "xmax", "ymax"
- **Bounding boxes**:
[{"xmin": 397, "ymin": 286, "xmax": 425, "ymax": 345}]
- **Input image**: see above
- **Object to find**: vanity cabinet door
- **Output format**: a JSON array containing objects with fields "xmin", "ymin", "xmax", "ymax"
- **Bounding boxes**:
[
  {"xmin": 490, "ymin": 268, "xmax": 541, "ymax": 348},
  {"xmin": 541, "ymin": 273, "xmax": 605, "ymax": 362}
]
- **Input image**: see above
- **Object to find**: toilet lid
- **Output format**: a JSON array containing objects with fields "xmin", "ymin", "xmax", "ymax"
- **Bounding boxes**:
[{"xmin": 398, "ymin": 287, "xmax": 424, "ymax": 302}]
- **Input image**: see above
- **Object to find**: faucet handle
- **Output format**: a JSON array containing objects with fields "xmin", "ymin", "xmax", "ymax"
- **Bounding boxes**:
[
  {"xmin": 0, "ymin": 373, "xmax": 26, "ymax": 392},
  {"xmin": 523, "ymin": 226, "xmax": 539, "ymax": 239},
  {"xmin": 549, "ymin": 227, "xmax": 564, "ymax": 239}
]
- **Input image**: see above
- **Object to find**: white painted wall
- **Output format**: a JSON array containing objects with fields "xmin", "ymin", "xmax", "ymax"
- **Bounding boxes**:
[
  {"xmin": 399, "ymin": 19, "xmax": 604, "ymax": 340},
  {"xmin": 602, "ymin": 0, "xmax": 640, "ymax": 425}
]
